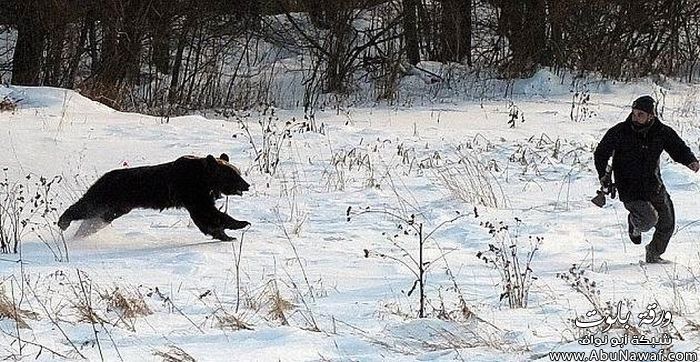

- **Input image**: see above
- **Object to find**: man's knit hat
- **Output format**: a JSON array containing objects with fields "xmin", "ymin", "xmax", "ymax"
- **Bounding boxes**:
[{"xmin": 632, "ymin": 95, "xmax": 655, "ymax": 115}]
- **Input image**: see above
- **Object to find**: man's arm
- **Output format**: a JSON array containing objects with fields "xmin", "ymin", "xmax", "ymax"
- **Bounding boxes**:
[
  {"xmin": 663, "ymin": 127, "xmax": 698, "ymax": 172},
  {"xmin": 594, "ymin": 128, "xmax": 617, "ymax": 179}
]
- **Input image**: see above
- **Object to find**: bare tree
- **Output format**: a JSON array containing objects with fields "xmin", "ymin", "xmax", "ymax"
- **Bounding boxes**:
[
  {"xmin": 440, "ymin": 0, "xmax": 472, "ymax": 65},
  {"xmin": 488, "ymin": 0, "xmax": 547, "ymax": 76},
  {"xmin": 9, "ymin": 0, "xmax": 47, "ymax": 85},
  {"xmin": 403, "ymin": 0, "xmax": 420, "ymax": 65}
]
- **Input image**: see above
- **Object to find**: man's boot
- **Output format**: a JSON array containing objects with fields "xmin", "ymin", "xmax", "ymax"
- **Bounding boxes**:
[{"xmin": 645, "ymin": 244, "xmax": 668, "ymax": 264}]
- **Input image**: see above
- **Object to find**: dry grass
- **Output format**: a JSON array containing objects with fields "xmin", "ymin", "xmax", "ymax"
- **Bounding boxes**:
[
  {"xmin": 0, "ymin": 287, "xmax": 38, "ymax": 329},
  {"xmin": 202, "ymin": 291, "xmax": 255, "ymax": 331},
  {"xmin": 70, "ymin": 283, "xmax": 151, "ymax": 332},
  {"xmin": 153, "ymin": 345, "xmax": 196, "ymax": 362},
  {"xmin": 101, "ymin": 286, "xmax": 152, "ymax": 319},
  {"xmin": 435, "ymin": 151, "xmax": 505, "ymax": 208},
  {"xmin": 213, "ymin": 309, "xmax": 254, "ymax": 331},
  {"xmin": 0, "ymin": 97, "xmax": 18, "ymax": 112},
  {"xmin": 72, "ymin": 296, "xmax": 109, "ymax": 325},
  {"xmin": 241, "ymin": 280, "xmax": 296, "ymax": 326},
  {"xmin": 267, "ymin": 283, "xmax": 295, "ymax": 326}
]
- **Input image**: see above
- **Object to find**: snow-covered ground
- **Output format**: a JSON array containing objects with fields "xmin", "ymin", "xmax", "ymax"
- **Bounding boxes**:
[{"xmin": 1, "ymin": 71, "xmax": 700, "ymax": 361}]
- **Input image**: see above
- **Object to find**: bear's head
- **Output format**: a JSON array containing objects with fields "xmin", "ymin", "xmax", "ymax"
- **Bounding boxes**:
[{"xmin": 206, "ymin": 153, "xmax": 250, "ymax": 197}]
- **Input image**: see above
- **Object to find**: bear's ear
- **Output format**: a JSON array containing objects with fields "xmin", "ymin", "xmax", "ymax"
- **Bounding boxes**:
[
  {"xmin": 219, "ymin": 153, "xmax": 229, "ymax": 162},
  {"xmin": 205, "ymin": 154, "xmax": 218, "ymax": 169}
]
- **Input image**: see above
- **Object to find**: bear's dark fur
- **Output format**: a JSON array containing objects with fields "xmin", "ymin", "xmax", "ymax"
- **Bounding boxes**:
[{"xmin": 58, "ymin": 153, "xmax": 250, "ymax": 241}]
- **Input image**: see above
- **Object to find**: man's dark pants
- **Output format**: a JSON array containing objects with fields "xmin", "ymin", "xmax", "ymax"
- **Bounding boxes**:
[{"xmin": 624, "ymin": 189, "xmax": 675, "ymax": 256}]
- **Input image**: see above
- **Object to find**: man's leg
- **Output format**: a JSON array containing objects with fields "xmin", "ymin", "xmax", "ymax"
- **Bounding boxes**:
[
  {"xmin": 624, "ymin": 200, "xmax": 658, "ymax": 244},
  {"xmin": 647, "ymin": 191, "xmax": 675, "ymax": 257}
]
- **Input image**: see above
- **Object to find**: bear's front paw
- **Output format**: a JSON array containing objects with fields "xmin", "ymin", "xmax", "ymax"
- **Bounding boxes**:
[
  {"xmin": 229, "ymin": 220, "xmax": 250, "ymax": 230},
  {"xmin": 211, "ymin": 230, "xmax": 234, "ymax": 242}
]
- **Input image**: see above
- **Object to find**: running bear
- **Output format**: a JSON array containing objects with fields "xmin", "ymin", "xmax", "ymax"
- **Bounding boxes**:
[{"xmin": 58, "ymin": 153, "xmax": 250, "ymax": 241}]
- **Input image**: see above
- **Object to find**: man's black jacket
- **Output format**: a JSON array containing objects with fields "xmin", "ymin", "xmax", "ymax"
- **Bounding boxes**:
[{"xmin": 594, "ymin": 115, "xmax": 697, "ymax": 202}]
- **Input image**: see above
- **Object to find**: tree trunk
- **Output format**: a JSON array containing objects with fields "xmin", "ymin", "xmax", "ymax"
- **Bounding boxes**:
[
  {"xmin": 497, "ymin": 0, "xmax": 547, "ymax": 75},
  {"xmin": 66, "ymin": 18, "xmax": 91, "ymax": 88},
  {"xmin": 323, "ymin": 4, "xmax": 352, "ymax": 93},
  {"xmin": 11, "ymin": 13, "xmax": 45, "ymax": 85},
  {"xmin": 440, "ymin": 0, "xmax": 471, "ymax": 64},
  {"xmin": 44, "ymin": 22, "xmax": 67, "ymax": 86},
  {"xmin": 95, "ymin": 21, "xmax": 120, "ymax": 88},
  {"xmin": 90, "ymin": 0, "xmax": 145, "ymax": 103},
  {"xmin": 548, "ymin": 0, "xmax": 564, "ymax": 70},
  {"xmin": 149, "ymin": 0, "xmax": 172, "ymax": 74},
  {"xmin": 403, "ymin": 0, "xmax": 420, "ymax": 65},
  {"xmin": 169, "ymin": 18, "xmax": 191, "ymax": 103}
]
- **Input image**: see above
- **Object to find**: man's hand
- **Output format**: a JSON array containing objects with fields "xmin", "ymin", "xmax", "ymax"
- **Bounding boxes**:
[
  {"xmin": 599, "ymin": 174, "xmax": 616, "ymax": 198},
  {"xmin": 689, "ymin": 161, "xmax": 700, "ymax": 172},
  {"xmin": 600, "ymin": 174, "xmax": 612, "ymax": 190}
]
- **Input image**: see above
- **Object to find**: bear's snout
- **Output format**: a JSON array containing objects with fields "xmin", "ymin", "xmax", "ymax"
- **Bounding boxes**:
[
  {"xmin": 234, "ymin": 181, "xmax": 250, "ymax": 195},
  {"xmin": 225, "ymin": 180, "xmax": 249, "ymax": 196}
]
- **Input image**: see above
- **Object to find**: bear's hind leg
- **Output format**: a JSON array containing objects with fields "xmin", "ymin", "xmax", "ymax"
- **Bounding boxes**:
[
  {"xmin": 74, "ymin": 218, "xmax": 109, "ymax": 238},
  {"xmin": 58, "ymin": 206, "xmax": 78, "ymax": 230},
  {"xmin": 70, "ymin": 207, "xmax": 130, "ymax": 238},
  {"xmin": 58, "ymin": 200, "xmax": 103, "ymax": 230},
  {"xmin": 101, "ymin": 208, "xmax": 130, "ymax": 223}
]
